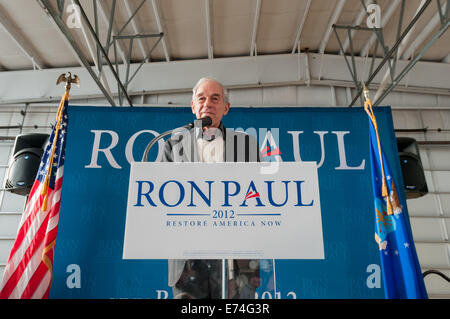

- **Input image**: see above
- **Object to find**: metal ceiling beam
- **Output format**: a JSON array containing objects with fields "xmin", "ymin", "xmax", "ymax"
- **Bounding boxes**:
[
  {"xmin": 0, "ymin": 6, "xmax": 46, "ymax": 70},
  {"xmin": 396, "ymin": 0, "xmax": 429, "ymax": 61},
  {"xmin": 333, "ymin": 24, "xmax": 376, "ymax": 104},
  {"xmin": 71, "ymin": 0, "xmax": 113, "ymax": 97},
  {"xmin": 113, "ymin": 33, "xmax": 163, "ymax": 88},
  {"xmin": 38, "ymin": 0, "xmax": 116, "ymax": 106},
  {"xmin": 373, "ymin": 16, "xmax": 450, "ymax": 106},
  {"xmin": 123, "ymin": 0, "xmax": 150, "ymax": 62},
  {"xmin": 373, "ymin": 0, "xmax": 430, "ymax": 102},
  {"xmin": 402, "ymin": 0, "xmax": 448, "ymax": 61},
  {"xmin": 2, "ymin": 53, "xmax": 450, "ymax": 105},
  {"xmin": 72, "ymin": 0, "xmax": 133, "ymax": 106},
  {"xmin": 319, "ymin": 0, "xmax": 346, "ymax": 54},
  {"xmin": 97, "ymin": 0, "xmax": 127, "ymax": 64},
  {"xmin": 73, "ymin": 0, "xmax": 100, "ymax": 68},
  {"xmin": 151, "ymin": 0, "xmax": 170, "ymax": 62},
  {"xmin": 341, "ymin": 0, "xmax": 373, "ymax": 54},
  {"xmin": 205, "ymin": 0, "xmax": 213, "ymax": 59},
  {"xmin": 437, "ymin": 0, "xmax": 450, "ymax": 24},
  {"xmin": 291, "ymin": 0, "xmax": 312, "ymax": 54},
  {"xmin": 3, "ymin": 76, "xmax": 450, "ymax": 106},
  {"xmin": 250, "ymin": 0, "xmax": 261, "ymax": 56},
  {"xmin": 360, "ymin": 0, "xmax": 401, "ymax": 57},
  {"xmin": 37, "ymin": 1, "xmax": 84, "ymax": 68},
  {"xmin": 348, "ymin": 0, "xmax": 433, "ymax": 106}
]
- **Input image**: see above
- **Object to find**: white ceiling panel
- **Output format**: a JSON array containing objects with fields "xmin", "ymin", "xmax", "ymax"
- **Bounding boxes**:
[
  {"xmin": 257, "ymin": 0, "xmax": 305, "ymax": 54},
  {"xmin": 0, "ymin": 0, "xmax": 447, "ymax": 104}
]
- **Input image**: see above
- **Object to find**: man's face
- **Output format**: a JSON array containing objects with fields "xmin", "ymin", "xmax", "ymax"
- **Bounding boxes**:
[{"xmin": 191, "ymin": 80, "xmax": 230, "ymax": 128}]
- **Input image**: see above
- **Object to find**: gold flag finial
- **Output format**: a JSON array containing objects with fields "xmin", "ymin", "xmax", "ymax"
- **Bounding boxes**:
[
  {"xmin": 56, "ymin": 72, "xmax": 80, "ymax": 93},
  {"xmin": 362, "ymin": 82, "xmax": 370, "ymax": 102},
  {"xmin": 41, "ymin": 73, "xmax": 80, "ymax": 211}
]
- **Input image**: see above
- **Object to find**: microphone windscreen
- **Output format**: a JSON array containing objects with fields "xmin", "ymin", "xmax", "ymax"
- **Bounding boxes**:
[{"xmin": 200, "ymin": 116, "xmax": 212, "ymax": 127}]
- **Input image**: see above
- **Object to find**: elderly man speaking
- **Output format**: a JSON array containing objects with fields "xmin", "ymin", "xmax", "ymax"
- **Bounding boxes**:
[{"xmin": 161, "ymin": 77, "xmax": 261, "ymax": 299}]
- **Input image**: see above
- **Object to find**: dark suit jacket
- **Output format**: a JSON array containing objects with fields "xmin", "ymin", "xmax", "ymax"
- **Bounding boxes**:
[{"xmin": 160, "ymin": 122, "xmax": 261, "ymax": 287}]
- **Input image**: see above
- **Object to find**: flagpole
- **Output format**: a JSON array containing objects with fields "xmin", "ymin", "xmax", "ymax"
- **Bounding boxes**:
[
  {"xmin": 362, "ymin": 83, "xmax": 394, "ymax": 215},
  {"xmin": 40, "ymin": 73, "xmax": 79, "ymax": 211},
  {"xmin": 41, "ymin": 72, "xmax": 80, "ymax": 286}
]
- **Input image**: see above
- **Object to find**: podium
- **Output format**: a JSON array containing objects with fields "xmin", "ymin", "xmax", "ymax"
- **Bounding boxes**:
[{"xmin": 123, "ymin": 162, "xmax": 325, "ymax": 298}]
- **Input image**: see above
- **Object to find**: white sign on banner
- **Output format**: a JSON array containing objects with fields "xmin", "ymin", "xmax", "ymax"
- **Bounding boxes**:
[{"xmin": 123, "ymin": 162, "xmax": 324, "ymax": 259}]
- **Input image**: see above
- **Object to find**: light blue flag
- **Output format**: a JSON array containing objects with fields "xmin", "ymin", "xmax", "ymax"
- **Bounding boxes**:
[{"xmin": 367, "ymin": 113, "xmax": 428, "ymax": 299}]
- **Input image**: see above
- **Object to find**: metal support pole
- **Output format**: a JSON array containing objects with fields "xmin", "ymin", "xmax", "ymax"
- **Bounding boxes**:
[
  {"xmin": 333, "ymin": 27, "xmax": 357, "ymax": 83},
  {"xmin": 113, "ymin": 33, "xmax": 163, "ymax": 87},
  {"xmin": 368, "ymin": 40, "xmax": 379, "ymax": 80},
  {"xmin": 93, "ymin": 0, "xmax": 101, "ymax": 76},
  {"xmin": 348, "ymin": 0, "xmax": 433, "ymax": 106},
  {"xmin": 97, "ymin": 0, "xmax": 116, "ymax": 76},
  {"xmin": 347, "ymin": 28, "xmax": 364, "ymax": 105},
  {"xmin": 333, "ymin": 25, "xmax": 384, "ymax": 86},
  {"xmin": 39, "ymin": 0, "xmax": 116, "ymax": 106},
  {"xmin": 374, "ymin": 18, "xmax": 450, "ymax": 106},
  {"xmin": 333, "ymin": 25, "xmax": 370, "ymax": 105},
  {"xmin": 117, "ymin": 0, "xmax": 147, "ymax": 37},
  {"xmin": 104, "ymin": 0, "xmax": 116, "ymax": 51},
  {"xmin": 359, "ymin": 0, "xmax": 396, "ymax": 82},
  {"xmin": 392, "ymin": 0, "xmax": 406, "ymax": 77},
  {"xmin": 437, "ymin": 0, "xmax": 449, "ymax": 24},
  {"xmin": 113, "ymin": 39, "xmax": 123, "ymax": 106},
  {"xmin": 73, "ymin": 0, "xmax": 133, "ymax": 106},
  {"xmin": 124, "ymin": 35, "xmax": 163, "ymax": 86}
]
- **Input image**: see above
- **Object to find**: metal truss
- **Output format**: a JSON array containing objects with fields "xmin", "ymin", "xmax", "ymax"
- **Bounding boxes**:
[
  {"xmin": 332, "ymin": 0, "xmax": 449, "ymax": 107},
  {"xmin": 39, "ymin": 0, "xmax": 165, "ymax": 107}
]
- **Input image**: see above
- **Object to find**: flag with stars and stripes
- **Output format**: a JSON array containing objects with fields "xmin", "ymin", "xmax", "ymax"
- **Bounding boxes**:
[
  {"xmin": 366, "ymin": 104, "xmax": 428, "ymax": 299},
  {"xmin": 0, "ymin": 93, "xmax": 68, "ymax": 299}
]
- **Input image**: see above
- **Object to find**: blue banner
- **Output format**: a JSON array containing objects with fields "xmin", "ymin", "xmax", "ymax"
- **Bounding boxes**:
[{"xmin": 49, "ymin": 106, "xmax": 409, "ymax": 299}]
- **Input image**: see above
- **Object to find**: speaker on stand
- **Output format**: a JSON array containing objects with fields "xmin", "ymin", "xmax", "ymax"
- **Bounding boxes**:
[
  {"xmin": 396, "ymin": 137, "xmax": 428, "ymax": 199},
  {"xmin": 4, "ymin": 133, "xmax": 50, "ymax": 197}
]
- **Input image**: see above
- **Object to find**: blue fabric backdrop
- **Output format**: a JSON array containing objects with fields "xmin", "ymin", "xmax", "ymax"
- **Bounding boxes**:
[{"xmin": 49, "ymin": 106, "xmax": 408, "ymax": 299}]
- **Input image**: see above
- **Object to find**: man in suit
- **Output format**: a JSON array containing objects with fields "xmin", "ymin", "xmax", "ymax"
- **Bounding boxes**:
[{"xmin": 161, "ymin": 77, "xmax": 261, "ymax": 299}]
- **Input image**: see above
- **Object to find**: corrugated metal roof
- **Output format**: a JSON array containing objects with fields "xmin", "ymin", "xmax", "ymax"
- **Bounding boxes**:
[{"xmin": 0, "ymin": 0, "xmax": 448, "ymax": 72}]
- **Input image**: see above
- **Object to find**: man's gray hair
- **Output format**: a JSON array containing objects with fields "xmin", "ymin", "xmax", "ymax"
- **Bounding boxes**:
[{"xmin": 192, "ymin": 77, "xmax": 229, "ymax": 104}]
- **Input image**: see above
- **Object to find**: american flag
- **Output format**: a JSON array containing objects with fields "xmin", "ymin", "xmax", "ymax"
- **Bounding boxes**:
[{"xmin": 0, "ymin": 95, "xmax": 68, "ymax": 299}]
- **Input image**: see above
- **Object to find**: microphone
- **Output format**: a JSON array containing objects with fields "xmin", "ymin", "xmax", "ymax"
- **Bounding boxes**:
[
  {"xmin": 141, "ymin": 116, "xmax": 212, "ymax": 162},
  {"xmin": 186, "ymin": 116, "xmax": 212, "ymax": 129}
]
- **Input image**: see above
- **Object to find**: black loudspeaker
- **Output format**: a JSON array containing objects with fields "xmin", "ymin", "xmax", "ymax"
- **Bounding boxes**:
[
  {"xmin": 396, "ymin": 137, "xmax": 428, "ymax": 199},
  {"xmin": 4, "ymin": 133, "xmax": 49, "ymax": 196}
]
